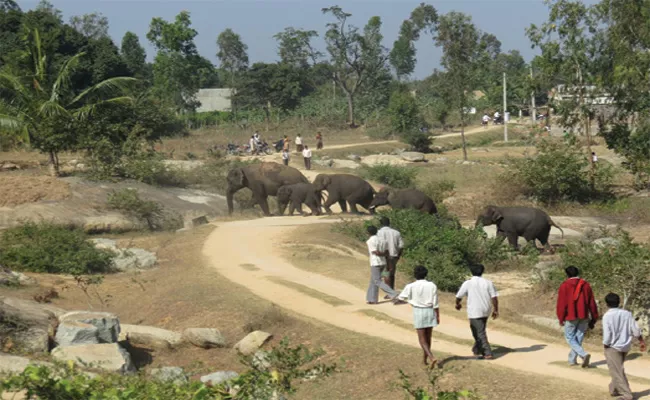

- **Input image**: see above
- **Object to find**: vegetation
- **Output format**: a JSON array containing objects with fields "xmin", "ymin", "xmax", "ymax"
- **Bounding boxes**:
[
  {"xmin": 0, "ymin": 222, "xmax": 114, "ymax": 275},
  {"xmin": 107, "ymin": 188, "xmax": 182, "ymax": 231},
  {"xmin": 399, "ymin": 370, "xmax": 479, "ymax": 400},
  {"xmin": 361, "ymin": 164, "xmax": 418, "ymax": 189}
]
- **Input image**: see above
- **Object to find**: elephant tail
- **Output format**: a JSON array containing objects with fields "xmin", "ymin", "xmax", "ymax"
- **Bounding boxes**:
[{"xmin": 549, "ymin": 218, "xmax": 564, "ymax": 238}]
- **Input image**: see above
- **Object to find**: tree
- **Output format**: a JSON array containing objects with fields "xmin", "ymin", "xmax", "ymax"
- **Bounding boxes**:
[
  {"xmin": 389, "ymin": 3, "xmax": 438, "ymax": 80},
  {"xmin": 216, "ymin": 28, "xmax": 249, "ymax": 88},
  {"xmin": 0, "ymin": 29, "xmax": 135, "ymax": 175},
  {"xmin": 121, "ymin": 31, "xmax": 148, "ymax": 79},
  {"xmin": 69, "ymin": 12, "xmax": 109, "ymax": 40},
  {"xmin": 35, "ymin": 0, "xmax": 61, "ymax": 21},
  {"xmin": 274, "ymin": 27, "xmax": 321, "ymax": 68},
  {"xmin": 322, "ymin": 6, "xmax": 390, "ymax": 127},
  {"xmin": 0, "ymin": 0, "xmax": 20, "ymax": 12}
]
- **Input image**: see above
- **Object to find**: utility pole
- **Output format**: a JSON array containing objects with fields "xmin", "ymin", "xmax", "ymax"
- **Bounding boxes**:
[
  {"xmin": 503, "ymin": 72, "xmax": 508, "ymax": 142},
  {"xmin": 530, "ymin": 66, "xmax": 537, "ymax": 124}
]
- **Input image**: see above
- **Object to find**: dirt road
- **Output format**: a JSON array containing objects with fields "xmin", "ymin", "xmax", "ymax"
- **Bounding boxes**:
[{"xmin": 203, "ymin": 216, "xmax": 650, "ymax": 398}]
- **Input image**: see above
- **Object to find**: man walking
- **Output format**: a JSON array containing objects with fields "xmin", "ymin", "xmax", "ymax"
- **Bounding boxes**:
[
  {"xmin": 377, "ymin": 217, "xmax": 404, "ymax": 291},
  {"xmin": 603, "ymin": 292, "xmax": 646, "ymax": 400},
  {"xmin": 556, "ymin": 266, "xmax": 599, "ymax": 367},
  {"xmin": 302, "ymin": 145, "xmax": 312, "ymax": 170},
  {"xmin": 366, "ymin": 226, "xmax": 398, "ymax": 304},
  {"xmin": 295, "ymin": 134, "xmax": 303, "ymax": 153},
  {"xmin": 455, "ymin": 264, "xmax": 498, "ymax": 359}
]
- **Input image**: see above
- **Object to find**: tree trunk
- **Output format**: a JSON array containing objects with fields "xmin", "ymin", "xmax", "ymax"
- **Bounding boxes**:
[
  {"xmin": 48, "ymin": 151, "xmax": 60, "ymax": 177},
  {"xmin": 345, "ymin": 92, "xmax": 356, "ymax": 128},
  {"xmin": 586, "ymin": 115, "xmax": 595, "ymax": 191},
  {"xmin": 460, "ymin": 108, "xmax": 468, "ymax": 161},
  {"xmin": 263, "ymin": 107, "xmax": 270, "ymax": 132}
]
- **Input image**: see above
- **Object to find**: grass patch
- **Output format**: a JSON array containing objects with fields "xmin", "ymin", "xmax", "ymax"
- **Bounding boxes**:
[
  {"xmin": 239, "ymin": 263, "xmax": 260, "ymax": 271},
  {"xmin": 267, "ymin": 277, "xmax": 352, "ymax": 307}
]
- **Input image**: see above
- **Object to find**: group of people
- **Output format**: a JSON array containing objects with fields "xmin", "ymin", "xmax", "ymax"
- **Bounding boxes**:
[
  {"xmin": 280, "ymin": 132, "xmax": 323, "ymax": 170},
  {"xmin": 365, "ymin": 220, "xmax": 646, "ymax": 397},
  {"xmin": 481, "ymin": 110, "xmax": 509, "ymax": 127}
]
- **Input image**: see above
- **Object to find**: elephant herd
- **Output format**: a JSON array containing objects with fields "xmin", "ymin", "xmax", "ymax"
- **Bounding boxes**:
[{"xmin": 226, "ymin": 162, "xmax": 564, "ymax": 249}]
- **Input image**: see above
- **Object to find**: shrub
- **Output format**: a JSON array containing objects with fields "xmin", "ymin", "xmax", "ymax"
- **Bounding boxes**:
[
  {"xmin": 399, "ymin": 369, "xmax": 479, "ymax": 400},
  {"xmin": 107, "ymin": 189, "xmax": 182, "ymax": 231},
  {"xmin": 502, "ymin": 139, "xmax": 615, "ymax": 205},
  {"xmin": 361, "ymin": 164, "xmax": 418, "ymax": 189},
  {"xmin": 418, "ymin": 179, "xmax": 456, "ymax": 204},
  {"xmin": 388, "ymin": 90, "xmax": 421, "ymax": 134},
  {"xmin": 401, "ymin": 131, "xmax": 433, "ymax": 153},
  {"xmin": 0, "ymin": 223, "xmax": 114, "ymax": 275},
  {"xmin": 601, "ymin": 120, "xmax": 650, "ymax": 190}
]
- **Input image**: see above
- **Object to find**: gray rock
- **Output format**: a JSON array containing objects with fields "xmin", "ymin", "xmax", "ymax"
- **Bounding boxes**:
[
  {"xmin": 0, "ymin": 269, "xmax": 37, "ymax": 287},
  {"xmin": 331, "ymin": 159, "xmax": 360, "ymax": 169},
  {"xmin": 182, "ymin": 328, "xmax": 226, "ymax": 349},
  {"xmin": 51, "ymin": 343, "xmax": 135, "ymax": 374},
  {"xmin": 234, "ymin": 331, "xmax": 272, "ymax": 355},
  {"xmin": 455, "ymin": 160, "xmax": 464, "ymax": 165},
  {"xmin": 0, "ymin": 297, "xmax": 61, "ymax": 331},
  {"xmin": 523, "ymin": 315, "xmax": 564, "ymax": 332},
  {"xmin": 82, "ymin": 215, "xmax": 139, "ymax": 234},
  {"xmin": 150, "ymin": 367, "xmax": 188, "ymax": 385},
  {"xmin": 119, "ymin": 324, "xmax": 183, "ymax": 348},
  {"xmin": 56, "ymin": 311, "xmax": 120, "ymax": 347},
  {"xmin": 346, "ymin": 154, "xmax": 361, "ymax": 162},
  {"xmin": 14, "ymin": 327, "xmax": 49, "ymax": 353},
  {"xmin": 189, "ymin": 215, "xmax": 209, "ymax": 228},
  {"xmin": 89, "ymin": 238, "xmax": 118, "ymax": 251},
  {"xmin": 361, "ymin": 154, "xmax": 408, "ymax": 166},
  {"xmin": 252, "ymin": 350, "xmax": 271, "ymax": 370},
  {"xmin": 0, "ymin": 354, "xmax": 49, "ymax": 375},
  {"xmin": 401, "ymin": 152, "xmax": 426, "ymax": 162},
  {"xmin": 200, "ymin": 371, "xmax": 239, "ymax": 385},
  {"xmin": 313, "ymin": 159, "xmax": 333, "ymax": 168},
  {"xmin": 113, "ymin": 248, "xmax": 157, "ymax": 272},
  {"xmin": 1, "ymin": 163, "xmax": 19, "ymax": 171},
  {"xmin": 592, "ymin": 237, "xmax": 620, "ymax": 248},
  {"xmin": 462, "ymin": 161, "xmax": 476, "ymax": 165},
  {"xmin": 434, "ymin": 157, "xmax": 448, "ymax": 163},
  {"xmin": 127, "ymin": 332, "xmax": 171, "ymax": 350}
]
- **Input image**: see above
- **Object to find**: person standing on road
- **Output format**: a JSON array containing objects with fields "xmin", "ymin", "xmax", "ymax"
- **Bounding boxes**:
[
  {"xmin": 398, "ymin": 265, "xmax": 440, "ymax": 369},
  {"xmin": 302, "ymin": 145, "xmax": 312, "ymax": 170},
  {"xmin": 316, "ymin": 132, "xmax": 323, "ymax": 150},
  {"xmin": 602, "ymin": 292, "xmax": 646, "ymax": 400},
  {"xmin": 282, "ymin": 149, "xmax": 290, "ymax": 166},
  {"xmin": 295, "ymin": 134, "xmax": 303, "ymax": 153},
  {"xmin": 455, "ymin": 264, "xmax": 499, "ymax": 360},
  {"xmin": 556, "ymin": 266, "xmax": 599, "ymax": 367},
  {"xmin": 377, "ymin": 216, "xmax": 404, "ymax": 292},
  {"xmin": 283, "ymin": 135, "xmax": 291, "ymax": 152},
  {"xmin": 481, "ymin": 113, "xmax": 490, "ymax": 129},
  {"xmin": 366, "ymin": 226, "xmax": 398, "ymax": 304}
]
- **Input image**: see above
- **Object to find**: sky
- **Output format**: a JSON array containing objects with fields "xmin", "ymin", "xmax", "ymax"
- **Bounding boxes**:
[{"xmin": 15, "ymin": 0, "xmax": 565, "ymax": 80}]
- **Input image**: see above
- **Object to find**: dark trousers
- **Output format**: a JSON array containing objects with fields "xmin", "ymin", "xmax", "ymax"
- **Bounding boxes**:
[
  {"xmin": 283, "ymin": 159, "xmax": 289, "ymax": 166},
  {"xmin": 304, "ymin": 157, "xmax": 311, "ymax": 170},
  {"xmin": 317, "ymin": 141, "xmax": 323, "ymax": 150},
  {"xmin": 384, "ymin": 256, "xmax": 399, "ymax": 289},
  {"xmin": 470, "ymin": 318, "xmax": 492, "ymax": 357}
]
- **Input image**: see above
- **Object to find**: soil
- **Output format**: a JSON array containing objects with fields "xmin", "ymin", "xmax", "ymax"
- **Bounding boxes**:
[{"xmin": 0, "ymin": 175, "xmax": 70, "ymax": 207}]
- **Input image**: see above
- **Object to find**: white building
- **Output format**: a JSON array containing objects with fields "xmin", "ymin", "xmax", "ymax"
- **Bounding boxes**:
[{"xmin": 195, "ymin": 88, "xmax": 233, "ymax": 112}]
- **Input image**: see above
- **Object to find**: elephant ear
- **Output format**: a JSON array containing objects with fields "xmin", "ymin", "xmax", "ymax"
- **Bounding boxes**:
[
  {"xmin": 491, "ymin": 207, "xmax": 504, "ymax": 222},
  {"xmin": 323, "ymin": 175, "xmax": 332, "ymax": 186},
  {"xmin": 228, "ymin": 168, "xmax": 245, "ymax": 187}
]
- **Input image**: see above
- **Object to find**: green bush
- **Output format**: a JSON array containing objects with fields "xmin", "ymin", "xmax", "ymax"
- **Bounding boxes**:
[
  {"xmin": 388, "ymin": 90, "xmax": 421, "ymax": 134},
  {"xmin": 107, "ymin": 189, "xmax": 182, "ymax": 231},
  {"xmin": 502, "ymin": 139, "xmax": 615, "ymax": 205},
  {"xmin": 401, "ymin": 131, "xmax": 433, "ymax": 153},
  {"xmin": 399, "ymin": 370, "xmax": 479, "ymax": 400},
  {"xmin": 0, "ymin": 223, "xmax": 114, "ymax": 275},
  {"xmin": 361, "ymin": 164, "xmax": 418, "ymax": 189},
  {"xmin": 418, "ymin": 179, "xmax": 456, "ymax": 204}
]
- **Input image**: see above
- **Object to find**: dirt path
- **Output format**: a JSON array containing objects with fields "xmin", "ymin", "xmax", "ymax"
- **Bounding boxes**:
[{"xmin": 203, "ymin": 217, "xmax": 650, "ymax": 397}]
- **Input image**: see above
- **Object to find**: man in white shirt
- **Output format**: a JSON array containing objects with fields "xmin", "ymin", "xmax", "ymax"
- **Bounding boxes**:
[
  {"xmin": 295, "ymin": 134, "xmax": 303, "ymax": 153},
  {"xmin": 302, "ymin": 145, "xmax": 312, "ymax": 170},
  {"xmin": 602, "ymin": 293, "xmax": 646, "ymax": 400},
  {"xmin": 366, "ymin": 226, "xmax": 398, "ymax": 304},
  {"xmin": 377, "ymin": 217, "xmax": 404, "ymax": 291},
  {"xmin": 455, "ymin": 264, "xmax": 499, "ymax": 359},
  {"xmin": 482, "ymin": 113, "xmax": 490, "ymax": 129}
]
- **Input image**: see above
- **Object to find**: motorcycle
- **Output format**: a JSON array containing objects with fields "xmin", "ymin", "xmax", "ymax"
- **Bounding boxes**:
[{"xmin": 493, "ymin": 115, "xmax": 503, "ymax": 125}]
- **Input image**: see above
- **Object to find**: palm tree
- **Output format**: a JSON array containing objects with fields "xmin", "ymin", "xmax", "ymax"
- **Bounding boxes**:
[{"xmin": 0, "ymin": 29, "xmax": 135, "ymax": 175}]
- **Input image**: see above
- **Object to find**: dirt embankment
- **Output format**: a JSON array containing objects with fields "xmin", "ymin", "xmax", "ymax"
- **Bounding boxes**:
[{"xmin": 0, "ymin": 176, "xmax": 70, "ymax": 207}]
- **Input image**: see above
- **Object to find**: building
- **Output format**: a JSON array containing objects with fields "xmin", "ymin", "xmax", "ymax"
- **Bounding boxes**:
[{"xmin": 195, "ymin": 88, "xmax": 233, "ymax": 113}]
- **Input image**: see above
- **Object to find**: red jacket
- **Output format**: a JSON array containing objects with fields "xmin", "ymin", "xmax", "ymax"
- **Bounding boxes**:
[{"xmin": 556, "ymin": 277, "xmax": 599, "ymax": 324}]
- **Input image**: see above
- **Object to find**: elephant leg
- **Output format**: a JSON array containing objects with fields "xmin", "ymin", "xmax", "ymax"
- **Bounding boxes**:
[
  {"xmin": 506, "ymin": 232, "xmax": 520, "ymax": 250},
  {"xmin": 323, "ymin": 195, "xmax": 337, "ymax": 215},
  {"xmin": 338, "ymin": 200, "xmax": 348, "ymax": 213},
  {"xmin": 538, "ymin": 226, "xmax": 552, "ymax": 252},
  {"xmin": 294, "ymin": 200, "xmax": 304, "ymax": 215},
  {"xmin": 288, "ymin": 202, "xmax": 295, "ymax": 216},
  {"xmin": 255, "ymin": 196, "xmax": 271, "ymax": 216}
]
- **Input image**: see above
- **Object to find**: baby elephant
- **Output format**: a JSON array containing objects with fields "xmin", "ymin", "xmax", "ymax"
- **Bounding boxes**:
[
  {"xmin": 475, "ymin": 205, "xmax": 564, "ymax": 250},
  {"xmin": 277, "ymin": 183, "xmax": 322, "ymax": 216},
  {"xmin": 368, "ymin": 188, "xmax": 437, "ymax": 214}
]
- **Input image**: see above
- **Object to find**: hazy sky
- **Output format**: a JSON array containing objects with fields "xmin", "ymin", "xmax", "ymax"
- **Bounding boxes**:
[{"xmin": 16, "ymin": 0, "xmax": 565, "ymax": 79}]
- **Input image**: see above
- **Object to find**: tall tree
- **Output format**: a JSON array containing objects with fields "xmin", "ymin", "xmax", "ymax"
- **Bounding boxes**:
[
  {"xmin": 0, "ymin": 0, "xmax": 20, "ymax": 12},
  {"xmin": 69, "ymin": 12, "xmax": 109, "ymax": 40},
  {"xmin": 274, "ymin": 27, "xmax": 321, "ymax": 68},
  {"xmin": 322, "ymin": 6, "xmax": 389, "ymax": 127},
  {"xmin": 121, "ymin": 31, "xmax": 147, "ymax": 79},
  {"xmin": 389, "ymin": 3, "xmax": 438, "ymax": 80},
  {"xmin": 35, "ymin": 0, "xmax": 61, "ymax": 21},
  {"xmin": 216, "ymin": 28, "xmax": 249, "ymax": 88}
]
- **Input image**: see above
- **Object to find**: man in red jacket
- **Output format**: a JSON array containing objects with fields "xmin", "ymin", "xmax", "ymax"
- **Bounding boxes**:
[{"xmin": 556, "ymin": 266, "xmax": 599, "ymax": 367}]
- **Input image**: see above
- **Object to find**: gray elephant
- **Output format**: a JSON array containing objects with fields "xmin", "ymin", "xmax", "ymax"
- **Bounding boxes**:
[
  {"xmin": 226, "ymin": 162, "xmax": 309, "ymax": 216},
  {"xmin": 277, "ymin": 183, "xmax": 322, "ymax": 216},
  {"xmin": 312, "ymin": 174, "xmax": 375, "ymax": 214},
  {"xmin": 368, "ymin": 188, "xmax": 437, "ymax": 214},
  {"xmin": 475, "ymin": 205, "xmax": 564, "ymax": 250}
]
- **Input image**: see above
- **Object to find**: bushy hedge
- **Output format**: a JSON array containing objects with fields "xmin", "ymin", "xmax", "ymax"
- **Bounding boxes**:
[
  {"xmin": 361, "ymin": 164, "xmax": 418, "ymax": 189},
  {"xmin": 0, "ymin": 223, "xmax": 114, "ymax": 275},
  {"xmin": 107, "ymin": 189, "xmax": 182, "ymax": 231}
]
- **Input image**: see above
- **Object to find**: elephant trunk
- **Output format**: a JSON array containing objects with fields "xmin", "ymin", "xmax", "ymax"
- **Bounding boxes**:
[
  {"xmin": 227, "ymin": 188, "xmax": 236, "ymax": 215},
  {"xmin": 475, "ymin": 217, "xmax": 483, "ymax": 227}
]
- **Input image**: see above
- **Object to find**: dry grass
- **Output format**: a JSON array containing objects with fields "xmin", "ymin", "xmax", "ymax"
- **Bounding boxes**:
[{"xmin": 0, "ymin": 175, "xmax": 70, "ymax": 207}]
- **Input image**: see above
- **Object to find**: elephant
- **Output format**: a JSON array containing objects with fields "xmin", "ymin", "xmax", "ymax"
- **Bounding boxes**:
[
  {"xmin": 475, "ymin": 205, "xmax": 564, "ymax": 250},
  {"xmin": 226, "ymin": 162, "xmax": 309, "ymax": 216},
  {"xmin": 311, "ymin": 173, "xmax": 375, "ymax": 214},
  {"xmin": 277, "ymin": 183, "xmax": 322, "ymax": 216},
  {"xmin": 368, "ymin": 188, "xmax": 437, "ymax": 214}
]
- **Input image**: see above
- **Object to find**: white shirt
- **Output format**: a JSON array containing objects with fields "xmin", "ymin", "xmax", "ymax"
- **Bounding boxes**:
[
  {"xmin": 456, "ymin": 276, "xmax": 498, "ymax": 319},
  {"xmin": 366, "ymin": 235, "xmax": 386, "ymax": 267},
  {"xmin": 603, "ymin": 308, "xmax": 641, "ymax": 352},
  {"xmin": 302, "ymin": 149, "xmax": 312, "ymax": 158},
  {"xmin": 494, "ymin": 112, "xmax": 500, "ymax": 118},
  {"xmin": 295, "ymin": 136, "xmax": 302, "ymax": 145},
  {"xmin": 592, "ymin": 155, "xmax": 598, "ymax": 162},
  {"xmin": 399, "ymin": 279, "xmax": 439, "ymax": 309},
  {"xmin": 282, "ymin": 152, "xmax": 290, "ymax": 160},
  {"xmin": 377, "ymin": 226, "xmax": 404, "ymax": 257},
  {"xmin": 482, "ymin": 115, "xmax": 490, "ymax": 122}
]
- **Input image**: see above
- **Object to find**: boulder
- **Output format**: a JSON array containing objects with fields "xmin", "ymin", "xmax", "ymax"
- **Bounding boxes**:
[
  {"xmin": 0, "ymin": 297, "xmax": 61, "ymax": 331},
  {"xmin": 592, "ymin": 237, "xmax": 620, "ymax": 248},
  {"xmin": 234, "ymin": 331, "xmax": 272, "ymax": 356},
  {"xmin": 113, "ymin": 248, "xmax": 157, "ymax": 272},
  {"xmin": 462, "ymin": 161, "xmax": 476, "ymax": 165},
  {"xmin": 189, "ymin": 215, "xmax": 209, "ymax": 228},
  {"xmin": 0, "ymin": 270, "xmax": 37, "ymax": 287},
  {"xmin": 0, "ymin": 354, "xmax": 48, "ymax": 375},
  {"xmin": 331, "ymin": 159, "xmax": 360, "ymax": 169},
  {"xmin": 82, "ymin": 215, "xmax": 139, "ymax": 234},
  {"xmin": 56, "ymin": 311, "xmax": 120, "ymax": 347},
  {"xmin": 200, "ymin": 371, "xmax": 239, "ymax": 385},
  {"xmin": 252, "ymin": 350, "xmax": 271, "ymax": 369},
  {"xmin": 14, "ymin": 327, "xmax": 49, "ymax": 353},
  {"xmin": 1, "ymin": 163, "xmax": 19, "ymax": 171},
  {"xmin": 400, "ymin": 152, "xmax": 426, "ymax": 162},
  {"xmin": 150, "ymin": 367, "xmax": 188, "ymax": 385},
  {"xmin": 127, "ymin": 332, "xmax": 171, "ymax": 350},
  {"xmin": 89, "ymin": 238, "xmax": 118, "ymax": 251},
  {"xmin": 313, "ymin": 159, "xmax": 333, "ymax": 168},
  {"xmin": 346, "ymin": 154, "xmax": 362, "ymax": 162},
  {"xmin": 361, "ymin": 155, "xmax": 407, "ymax": 166},
  {"xmin": 119, "ymin": 324, "xmax": 183, "ymax": 348},
  {"xmin": 434, "ymin": 157, "xmax": 448, "ymax": 163},
  {"xmin": 182, "ymin": 328, "xmax": 226, "ymax": 349},
  {"xmin": 51, "ymin": 343, "xmax": 135, "ymax": 374}
]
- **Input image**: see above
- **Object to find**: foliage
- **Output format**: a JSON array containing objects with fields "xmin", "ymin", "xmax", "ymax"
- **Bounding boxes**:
[
  {"xmin": 107, "ymin": 188, "xmax": 181, "ymax": 231},
  {"xmin": 1, "ymin": 339, "xmax": 336, "ymax": 400},
  {"xmin": 418, "ymin": 179, "xmax": 455, "ymax": 204},
  {"xmin": 69, "ymin": 12, "xmax": 109, "ymax": 40},
  {"xmin": 389, "ymin": 4, "xmax": 437, "ymax": 80},
  {"xmin": 601, "ymin": 120, "xmax": 650, "ymax": 190},
  {"xmin": 361, "ymin": 164, "xmax": 418, "ymax": 189},
  {"xmin": 217, "ymin": 28, "xmax": 249, "ymax": 88},
  {"xmin": 401, "ymin": 131, "xmax": 432, "ymax": 153},
  {"xmin": 0, "ymin": 222, "xmax": 114, "ymax": 275},
  {"xmin": 274, "ymin": 27, "xmax": 322, "ymax": 68},
  {"xmin": 388, "ymin": 90, "xmax": 421, "ymax": 134},
  {"xmin": 502, "ymin": 139, "xmax": 615, "ymax": 204},
  {"xmin": 121, "ymin": 31, "xmax": 148, "ymax": 80},
  {"xmin": 399, "ymin": 369, "xmax": 479, "ymax": 400}
]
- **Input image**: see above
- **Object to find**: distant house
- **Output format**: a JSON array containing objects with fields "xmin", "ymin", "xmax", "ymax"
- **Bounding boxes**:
[
  {"xmin": 551, "ymin": 85, "xmax": 614, "ymax": 105},
  {"xmin": 196, "ymin": 88, "xmax": 233, "ymax": 113}
]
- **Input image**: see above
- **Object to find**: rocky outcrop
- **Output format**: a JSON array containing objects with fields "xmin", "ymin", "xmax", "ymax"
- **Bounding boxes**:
[
  {"xmin": 234, "ymin": 331, "xmax": 272, "ymax": 356},
  {"xmin": 361, "ymin": 155, "xmax": 408, "ymax": 166},
  {"xmin": 0, "ymin": 269, "xmax": 37, "ymax": 287},
  {"xmin": 330, "ymin": 160, "xmax": 360, "ymax": 169},
  {"xmin": 200, "ymin": 371, "xmax": 239, "ymax": 385},
  {"xmin": 150, "ymin": 367, "xmax": 188, "ymax": 385},
  {"xmin": 400, "ymin": 152, "xmax": 426, "ymax": 162},
  {"xmin": 89, "ymin": 239, "xmax": 158, "ymax": 272},
  {"xmin": 0, "ymin": 354, "xmax": 48, "ymax": 375},
  {"xmin": 0, "ymin": 297, "xmax": 64, "ymax": 353},
  {"xmin": 182, "ymin": 328, "xmax": 226, "ymax": 349},
  {"xmin": 51, "ymin": 343, "xmax": 134, "ymax": 374},
  {"xmin": 55, "ymin": 311, "xmax": 120, "ymax": 347},
  {"xmin": 13, "ymin": 327, "xmax": 49, "ymax": 353},
  {"xmin": 119, "ymin": 324, "xmax": 184, "ymax": 348}
]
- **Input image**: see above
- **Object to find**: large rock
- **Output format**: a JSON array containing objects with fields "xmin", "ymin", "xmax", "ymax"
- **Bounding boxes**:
[
  {"xmin": 361, "ymin": 154, "xmax": 408, "ymax": 166},
  {"xmin": 0, "ymin": 354, "xmax": 49, "ymax": 375},
  {"xmin": 150, "ymin": 367, "xmax": 188, "ymax": 385},
  {"xmin": 82, "ymin": 215, "xmax": 139, "ymax": 234},
  {"xmin": 592, "ymin": 237, "xmax": 621, "ymax": 248},
  {"xmin": 400, "ymin": 152, "xmax": 426, "ymax": 162},
  {"xmin": 56, "ymin": 311, "xmax": 120, "ymax": 347},
  {"xmin": 200, "ymin": 371, "xmax": 239, "ymax": 385},
  {"xmin": 182, "ymin": 328, "xmax": 226, "ymax": 349},
  {"xmin": 313, "ymin": 159, "xmax": 333, "ymax": 168},
  {"xmin": 0, "ymin": 297, "xmax": 62, "ymax": 338},
  {"xmin": 113, "ymin": 248, "xmax": 157, "ymax": 272},
  {"xmin": 89, "ymin": 238, "xmax": 118, "ymax": 251},
  {"xmin": 127, "ymin": 332, "xmax": 171, "ymax": 350},
  {"xmin": 51, "ymin": 343, "xmax": 134, "ymax": 374},
  {"xmin": 346, "ymin": 154, "xmax": 361, "ymax": 162},
  {"xmin": 119, "ymin": 324, "xmax": 184, "ymax": 348},
  {"xmin": 14, "ymin": 327, "xmax": 49, "ymax": 353},
  {"xmin": 234, "ymin": 331, "xmax": 272, "ymax": 356},
  {"xmin": 0, "ymin": 269, "xmax": 37, "ymax": 287},
  {"xmin": 331, "ymin": 159, "xmax": 360, "ymax": 169}
]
